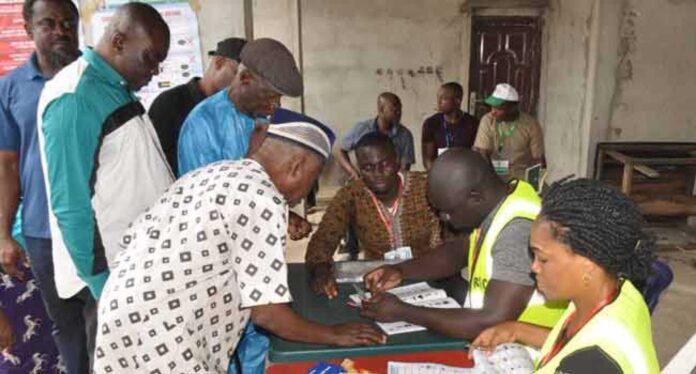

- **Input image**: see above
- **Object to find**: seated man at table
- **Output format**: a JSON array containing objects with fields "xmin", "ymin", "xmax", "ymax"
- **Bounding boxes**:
[
  {"xmin": 93, "ymin": 112, "xmax": 385, "ymax": 373},
  {"xmin": 361, "ymin": 149, "xmax": 567, "ymax": 339},
  {"xmin": 306, "ymin": 133, "xmax": 441, "ymax": 298}
]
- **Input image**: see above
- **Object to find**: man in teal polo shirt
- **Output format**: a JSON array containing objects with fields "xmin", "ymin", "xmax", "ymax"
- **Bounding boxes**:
[{"xmin": 37, "ymin": 3, "xmax": 173, "ymax": 304}]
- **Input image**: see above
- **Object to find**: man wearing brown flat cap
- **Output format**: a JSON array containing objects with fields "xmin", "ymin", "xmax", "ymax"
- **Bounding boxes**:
[
  {"xmin": 177, "ymin": 37, "xmax": 303, "ymax": 176},
  {"xmin": 176, "ymin": 37, "xmax": 305, "ymax": 374},
  {"xmin": 149, "ymin": 37, "xmax": 246, "ymax": 172}
]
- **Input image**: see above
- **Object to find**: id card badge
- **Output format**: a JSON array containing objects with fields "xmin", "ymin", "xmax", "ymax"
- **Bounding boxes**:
[
  {"xmin": 437, "ymin": 147, "xmax": 449, "ymax": 156},
  {"xmin": 384, "ymin": 246, "xmax": 413, "ymax": 260},
  {"xmin": 492, "ymin": 158, "xmax": 510, "ymax": 176}
]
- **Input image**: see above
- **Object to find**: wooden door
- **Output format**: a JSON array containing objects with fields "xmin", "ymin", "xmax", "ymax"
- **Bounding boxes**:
[{"xmin": 468, "ymin": 16, "xmax": 542, "ymax": 119}]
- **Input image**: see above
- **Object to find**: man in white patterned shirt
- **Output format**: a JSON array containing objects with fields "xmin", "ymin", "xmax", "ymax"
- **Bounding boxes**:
[{"xmin": 93, "ymin": 111, "xmax": 385, "ymax": 373}]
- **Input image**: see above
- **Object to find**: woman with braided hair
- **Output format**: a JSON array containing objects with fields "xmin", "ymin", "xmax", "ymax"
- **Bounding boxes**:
[{"xmin": 470, "ymin": 178, "xmax": 659, "ymax": 373}]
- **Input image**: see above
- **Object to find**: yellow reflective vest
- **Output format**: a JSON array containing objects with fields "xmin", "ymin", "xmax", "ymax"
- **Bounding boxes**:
[
  {"xmin": 464, "ymin": 180, "xmax": 567, "ymax": 328},
  {"xmin": 535, "ymin": 280, "xmax": 660, "ymax": 373}
]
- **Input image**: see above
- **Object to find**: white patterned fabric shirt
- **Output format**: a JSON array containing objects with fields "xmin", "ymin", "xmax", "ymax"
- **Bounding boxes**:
[{"xmin": 93, "ymin": 159, "xmax": 292, "ymax": 373}]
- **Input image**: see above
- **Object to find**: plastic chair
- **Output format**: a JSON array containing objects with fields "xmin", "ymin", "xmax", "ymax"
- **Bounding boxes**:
[{"xmin": 641, "ymin": 259, "xmax": 674, "ymax": 314}]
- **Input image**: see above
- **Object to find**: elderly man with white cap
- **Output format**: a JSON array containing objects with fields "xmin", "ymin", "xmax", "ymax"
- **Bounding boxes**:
[
  {"xmin": 93, "ymin": 110, "xmax": 386, "ymax": 374},
  {"xmin": 473, "ymin": 83, "xmax": 545, "ymax": 180}
]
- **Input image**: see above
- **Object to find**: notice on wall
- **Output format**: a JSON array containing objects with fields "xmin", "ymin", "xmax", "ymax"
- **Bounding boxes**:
[
  {"xmin": 0, "ymin": 0, "xmax": 33, "ymax": 76},
  {"xmin": 91, "ymin": 1, "xmax": 204, "ymax": 109}
]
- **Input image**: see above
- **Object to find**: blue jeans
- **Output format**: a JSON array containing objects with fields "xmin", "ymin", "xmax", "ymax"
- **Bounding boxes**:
[{"xmin": 24, "ymin": 237, "xmax": 97, "ymax": 374}]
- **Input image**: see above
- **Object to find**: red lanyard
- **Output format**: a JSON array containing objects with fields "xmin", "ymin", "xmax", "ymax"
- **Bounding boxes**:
[
  {"xmin": 539, "ymin": 286, "xmax": 620, "ymax": 367},
  {"xmin": 368, "ymin": 174, "xmax": 404, "ymax": 248}
]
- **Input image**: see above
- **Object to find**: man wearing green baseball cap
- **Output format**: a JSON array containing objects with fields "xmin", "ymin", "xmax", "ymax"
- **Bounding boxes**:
[{"xmin": 473, "ymin": 83, "xmax": 545, "ymax": 180}]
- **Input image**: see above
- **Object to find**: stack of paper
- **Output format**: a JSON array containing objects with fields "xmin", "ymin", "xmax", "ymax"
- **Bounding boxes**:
[{"xmin": 350, "ymin": 282, "xmax": 461, "ymax": 335}]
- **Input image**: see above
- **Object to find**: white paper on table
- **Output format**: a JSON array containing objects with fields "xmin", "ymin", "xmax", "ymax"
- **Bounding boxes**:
[
  {"xmin": 376, "ymin": 297, "xmax": 461, "ymax": 335},
  {"xmin": 387, "ymin": 361, "xmax": 474, "ymax": 374},
  {"xmin": 387, "ymin": 344, "xmax": 534, "ymax": 374},
  {"xmin": 348, "ymin": 282, "xmax": 448, "ymax": 306}
]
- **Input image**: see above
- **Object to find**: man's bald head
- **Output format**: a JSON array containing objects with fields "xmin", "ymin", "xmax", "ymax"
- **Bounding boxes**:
[
  {"xmin": 104, "ymin": 2, "xmax": 169, "ymax": 38},
  {"xmin": 428, "ymin": 149, "xmax": 505, "ymax": 230},
  {"xmin": 96, "ymin": 2, "xmax": 170, "ymax": 90},
  {"xmin": 429, "ymin": 149, "xmax": 500, "ymax": 196}
]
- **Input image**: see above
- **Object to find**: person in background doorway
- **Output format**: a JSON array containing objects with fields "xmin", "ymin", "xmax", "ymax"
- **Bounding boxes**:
[
  {"xmin": 306, "ymin": 133, "xmax": 441, "ymax": 299},
  {"xmin": 421, "ymin": 82, "xmax": 478, "ymax": 170},
  {"xmin": 0, "ymin": 0, "xmax": 87, "ymax": 371},
  {"xmin": 473, "ymin": 83, "xmax": 544, "ymax": 180},
  {"xmin": 336, "ymin": 92, "xmax": 414, "ymax": 180},
  {"xmin": 470, "ymin": 178, "xmax": 659, "ymax": 373},
  {"xmin": 149, "ymin": 37, "xmax": 246, "ymax": 172}
]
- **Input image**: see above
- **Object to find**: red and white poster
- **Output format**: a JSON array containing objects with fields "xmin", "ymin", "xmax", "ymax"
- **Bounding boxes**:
[{"xmin": 0, "ymin": 0, "xmax": 33, "ymax": 76}]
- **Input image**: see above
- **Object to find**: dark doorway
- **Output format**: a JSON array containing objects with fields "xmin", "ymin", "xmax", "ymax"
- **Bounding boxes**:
[{"xmin": 468, "ymin": 16, "xmax": 542, "ymax": 119}]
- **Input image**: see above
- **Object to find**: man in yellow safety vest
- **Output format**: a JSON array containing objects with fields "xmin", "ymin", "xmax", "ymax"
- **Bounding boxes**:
[{"xmin": 362, "ymin": 149, "xmax": 566, "ymax": 339}]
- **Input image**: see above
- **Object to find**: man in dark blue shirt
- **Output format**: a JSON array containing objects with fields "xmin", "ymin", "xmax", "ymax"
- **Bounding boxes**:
[{"xmin": 0, "ymin": 1, "xmax": 95, "ymax": 372}]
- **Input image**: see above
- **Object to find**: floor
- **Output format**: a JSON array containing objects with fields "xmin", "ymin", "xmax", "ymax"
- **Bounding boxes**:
[{"xmin": 285, "ymin": 195, "xmax": 696, "ymax": 368}]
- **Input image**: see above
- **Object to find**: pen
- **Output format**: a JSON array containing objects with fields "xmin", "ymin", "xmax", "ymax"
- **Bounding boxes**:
[{"xmin": 352, "ymin": 283, "xmax": 367, "ymax": 301}]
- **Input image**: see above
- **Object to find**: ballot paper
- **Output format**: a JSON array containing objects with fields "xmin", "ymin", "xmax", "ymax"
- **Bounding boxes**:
[
  {"xmin": 349, "ymin": 282, "xmax": 461, "ymax": 335},
  {"xmin": 387, "ymin": 361, "xmax": 474, "ymax": 374},
  {"xmin": 387, "ymin": 344, "xmax": 534, "ymax": 374}
]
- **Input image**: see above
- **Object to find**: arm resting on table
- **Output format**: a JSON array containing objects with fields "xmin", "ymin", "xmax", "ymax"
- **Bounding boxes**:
[{"xmin": 396, "ymin": 280, "xmax": 534, "ymax": 340}]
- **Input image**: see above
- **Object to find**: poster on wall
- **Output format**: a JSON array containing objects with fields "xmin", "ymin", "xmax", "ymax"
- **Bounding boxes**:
[
  {"xmin": 0, "ymin": 0, "xmax": 33, "ymax": 76},
  {"xmin": 0, "ymin": 0, "xmax": 83, "ymax": 77},
  {"xmin": 91, "ymin": 1, "xmax": 204, "ymax": 109}
]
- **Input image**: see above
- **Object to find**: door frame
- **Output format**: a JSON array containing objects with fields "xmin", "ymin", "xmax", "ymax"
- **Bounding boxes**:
[{"xmin": 459, "ymin": 6, "xmax": 547, "ymax": 118}]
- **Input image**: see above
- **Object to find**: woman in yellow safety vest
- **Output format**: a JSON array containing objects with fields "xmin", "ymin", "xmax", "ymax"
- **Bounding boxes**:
[{"xmin": 470, "ymin": 178, "xmax": 659, "ymax": 373}]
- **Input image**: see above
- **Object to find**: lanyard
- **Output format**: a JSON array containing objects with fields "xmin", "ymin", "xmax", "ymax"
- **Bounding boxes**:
[
  {"xmin": 538, "ymin": 284, "xmax": 621, "ymax": 368},
  {"xmin": 441, "ymin": 116, "xmax": 455, "ymax": 148},
  {"xmin": 368, "ymin": 173, "xmax": 404, "ymax": 248},
  {"xmin": 495, "ymin": 120, "xmax": 517, "ymax": 153}
]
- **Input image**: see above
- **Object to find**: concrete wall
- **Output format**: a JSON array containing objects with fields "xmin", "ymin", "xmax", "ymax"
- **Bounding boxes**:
[
  {"xmin": 540, "ymin": 0, "xmax": 696, "ymax": 181},
  {"xmin": 607, "ymin": 0, "xmax": 696, "ymax": 142},
  {"xmin": 254, "ymin": 0, "xmax": 469, "ymax": 185},
  {"xmin": 162, "ymin": 0, "xmax": 695, "ymax": 187}
]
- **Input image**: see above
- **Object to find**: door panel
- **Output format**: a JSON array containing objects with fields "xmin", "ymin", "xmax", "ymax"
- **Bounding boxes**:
[{"xmin": 469, "ymin": 16, "xmax": 542, "ymax": 119}]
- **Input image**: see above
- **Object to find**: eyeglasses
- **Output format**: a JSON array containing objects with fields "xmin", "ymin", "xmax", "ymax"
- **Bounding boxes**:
[{"xmin": 34, "ymin": 18, "xmax": 78, "ymax": 33}]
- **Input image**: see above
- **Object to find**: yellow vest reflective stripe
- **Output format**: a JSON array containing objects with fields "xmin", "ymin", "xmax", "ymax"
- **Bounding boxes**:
[
  {"xmin": 464, "ymin": 180, "xmax": 567, "ymax": 328},
  {"xmin": 535, "ymin": 281, "xmax": 660, "ymax": 373}
]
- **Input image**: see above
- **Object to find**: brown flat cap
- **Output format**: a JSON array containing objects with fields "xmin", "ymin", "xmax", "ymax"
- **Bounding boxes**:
[{"xmin": 240, "ymin": 38, "xmax": 303, "ymax": 97}]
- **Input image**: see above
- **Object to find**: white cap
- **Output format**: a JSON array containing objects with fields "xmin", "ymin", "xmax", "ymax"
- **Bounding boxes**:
[{"xmin": 485, "ymin": 83, "xmax": 519, "ymax": 107}]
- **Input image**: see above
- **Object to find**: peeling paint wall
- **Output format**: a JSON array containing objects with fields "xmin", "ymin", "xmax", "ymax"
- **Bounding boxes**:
[
  {"xmin": 537, "ymin": 0, "xmax": 597, "ymax": 181},
  {"xmin": 607, "ymin": 0, "xmax": 696, "ymax": 141},
  {"xmin": 252, "ymin": 0, "xmax": 696, "ymax": 187}
]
